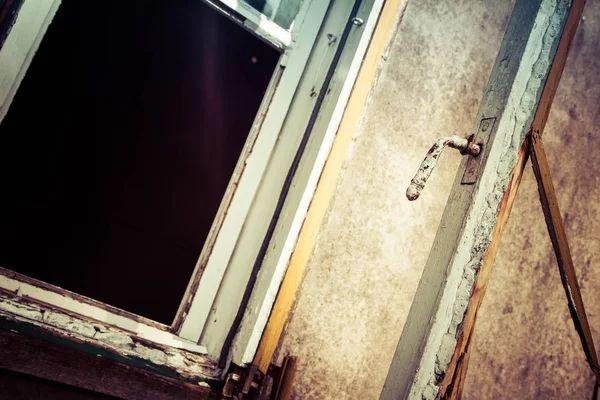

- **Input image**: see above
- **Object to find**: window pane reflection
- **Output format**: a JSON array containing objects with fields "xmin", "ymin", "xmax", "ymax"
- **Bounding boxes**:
[{"xmin": 246, "ymin": 0, "xmax": 305, "ymax": 30}]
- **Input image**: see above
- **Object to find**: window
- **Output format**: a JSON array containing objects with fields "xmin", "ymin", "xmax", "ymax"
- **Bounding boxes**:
[
  {"xmin": 0, "ymin": 0, "xmax": 281, "ymax": 326},
  {"xmin": 0, "ymin": 0, "xmax": 381, "ymax": 370}
]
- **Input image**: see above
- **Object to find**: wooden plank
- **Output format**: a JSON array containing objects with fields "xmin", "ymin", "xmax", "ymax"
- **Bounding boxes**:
[
  {"xmin": 0, "ymin": 329, "xmax": 222, "ymax": 400},
  {"xmin": 380, "ymin": 1, "xmax": 585, "ymax": 399},
  {"xmin": 530, "ymin": 133, "xmax": 600, "ymax": 382},
  {"xmin": 251, "ymin": 0, "xmax": 410, "ymax": 373},
  {"xmin": 274, "ymin": 356, "xmax": 298, "ymax": 400},
  {"xmin": 0, "ymin": 267, "xmax": 171, "ymax": 333}
]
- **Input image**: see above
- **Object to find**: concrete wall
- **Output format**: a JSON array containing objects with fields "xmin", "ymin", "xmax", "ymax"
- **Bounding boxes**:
[{"xmin": 275, "ymin": 0, "xmax": 600, "ymax": 398}]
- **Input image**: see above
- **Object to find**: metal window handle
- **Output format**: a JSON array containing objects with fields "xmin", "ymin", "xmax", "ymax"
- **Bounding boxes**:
[{"xmin": 406, "ymin": 135, "xmax": 481, "ymax": 201}]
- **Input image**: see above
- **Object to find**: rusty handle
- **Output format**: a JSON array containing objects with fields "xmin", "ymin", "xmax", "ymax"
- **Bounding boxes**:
[{"xmin": 406, "ymin": 135, "xmax": 480, "ymax": 201}]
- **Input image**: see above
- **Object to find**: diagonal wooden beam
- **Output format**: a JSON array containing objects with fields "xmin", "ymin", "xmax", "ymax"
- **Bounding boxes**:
[
  {"xmin": 530, "ymin": 133, "xmax": 600, "ymax": 384},
  {"xmin": 380, "ymin": 1, "xmax": 586, "ymax": 399}
]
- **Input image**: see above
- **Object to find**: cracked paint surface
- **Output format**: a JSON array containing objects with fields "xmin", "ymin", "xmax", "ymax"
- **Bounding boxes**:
[{"xmin": 0, "ymin": 296, "xmax": 220, "ymax": 384}]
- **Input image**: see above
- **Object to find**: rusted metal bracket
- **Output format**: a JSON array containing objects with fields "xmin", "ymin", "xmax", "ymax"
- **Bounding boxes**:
[
  {"xmin": 406, "ymin": 135, "xmax": 481, "ymax": 201},
  {"xmin": 222, "ymin": 357, "xmax": 298, "ymax": 400}
]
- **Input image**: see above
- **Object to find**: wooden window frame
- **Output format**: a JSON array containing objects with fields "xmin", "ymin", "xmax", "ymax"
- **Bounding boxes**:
[{"xmin": 0, "ymin": 0, "xmax": 383, "ymax": 371}]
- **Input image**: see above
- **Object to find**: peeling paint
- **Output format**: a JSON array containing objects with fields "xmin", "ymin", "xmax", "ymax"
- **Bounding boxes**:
[{"xmin": 0, "ymin": 295, "xmax": 221, "ymax": 384}]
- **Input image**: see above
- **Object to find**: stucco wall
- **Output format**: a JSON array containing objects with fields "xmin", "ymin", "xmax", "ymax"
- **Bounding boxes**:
[{"xmin": 275, "ymin": 0, "xmax": 600, "ymax": 399}]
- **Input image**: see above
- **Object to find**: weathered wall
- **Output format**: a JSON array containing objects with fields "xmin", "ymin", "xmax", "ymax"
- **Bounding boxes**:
[{"xmin": 275, "ymin": 0, "xmax": 600, "ymax": 399}]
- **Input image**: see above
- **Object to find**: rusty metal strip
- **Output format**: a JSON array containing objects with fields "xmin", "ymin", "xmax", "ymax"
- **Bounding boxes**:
[{"xmin": 530, "ymin": 132, "xmax": 600, "ymax": 386}]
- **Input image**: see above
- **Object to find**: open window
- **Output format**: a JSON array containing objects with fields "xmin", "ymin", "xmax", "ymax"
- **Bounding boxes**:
[{"xmin": 0, "ymin": 0, "xmax": 382, "ymax": 376}]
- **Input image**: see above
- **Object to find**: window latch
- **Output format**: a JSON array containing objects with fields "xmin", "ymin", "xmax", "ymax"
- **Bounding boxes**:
[{"xmin": 406, "ymin": 135, "xmax": 481, "ymax": 201}]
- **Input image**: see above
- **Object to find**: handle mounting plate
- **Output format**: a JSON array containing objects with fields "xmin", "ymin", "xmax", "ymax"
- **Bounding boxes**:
[{"xmin": 461, "ymin": 117, "xmax": 496, "ymax": 184}]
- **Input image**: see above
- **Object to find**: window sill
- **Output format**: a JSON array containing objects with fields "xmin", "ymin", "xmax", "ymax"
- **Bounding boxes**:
[{"xmin": 0, "ymin": 291, "xmax": 222, "ymax": 386}]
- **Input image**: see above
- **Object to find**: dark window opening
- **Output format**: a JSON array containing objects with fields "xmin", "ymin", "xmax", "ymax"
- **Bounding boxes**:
[{"xmin": 0, "ymin": 0, "xmax": 280, "ymax": 324}]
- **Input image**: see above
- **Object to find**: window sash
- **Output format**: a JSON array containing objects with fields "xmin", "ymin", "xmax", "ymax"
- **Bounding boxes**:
[
  {"xmin": 230, "ymin": 0, "xmax": 385, "ymax": 365},
  {"xmin": 201, "ymin": 0, "xmax": 308, "ymax": 48}
]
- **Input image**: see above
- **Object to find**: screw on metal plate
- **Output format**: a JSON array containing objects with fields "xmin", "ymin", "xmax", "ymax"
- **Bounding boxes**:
[
  {"xmin": 461, "ymin": 117, "xmax": 496, "ymax": 185},
  {"xmin": 406, "ymin": 135, "xmax": 482, "ymax": 201},
  {"xmin": 326, "ymin": 33, "xmax": 337, "ymax": 45},
  {"xmin": 352, "ymin": 17, "xmax": 364, "ymax": 26}
]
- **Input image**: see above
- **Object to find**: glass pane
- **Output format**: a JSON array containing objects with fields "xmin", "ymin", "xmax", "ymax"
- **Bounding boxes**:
[{"xmin": 246, "ymin": 0, "xmax": 306, "ymax": 30}]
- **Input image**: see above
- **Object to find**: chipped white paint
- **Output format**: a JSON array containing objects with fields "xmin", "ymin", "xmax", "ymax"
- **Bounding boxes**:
[
  {"xmin": 0, "ymin": 0, "xmax": 60, "ymax": 122},
  {"xmin": 231, "ymin": 0, "xmax": 387, "ymax": 366},
  {"xmin": 380, "ymin": 0, "xmax": 571, "ymax": 399},
  {"xmin": 0, "ymin": 273, "xmax": 208, "ymax": 355},
  {"xmin": 0, "ymin": 295, "xmax": 220, "ymax": 380},
  {"xmin": 196, "ymin": 0, "xmax": 359, "ymax": 360}
]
